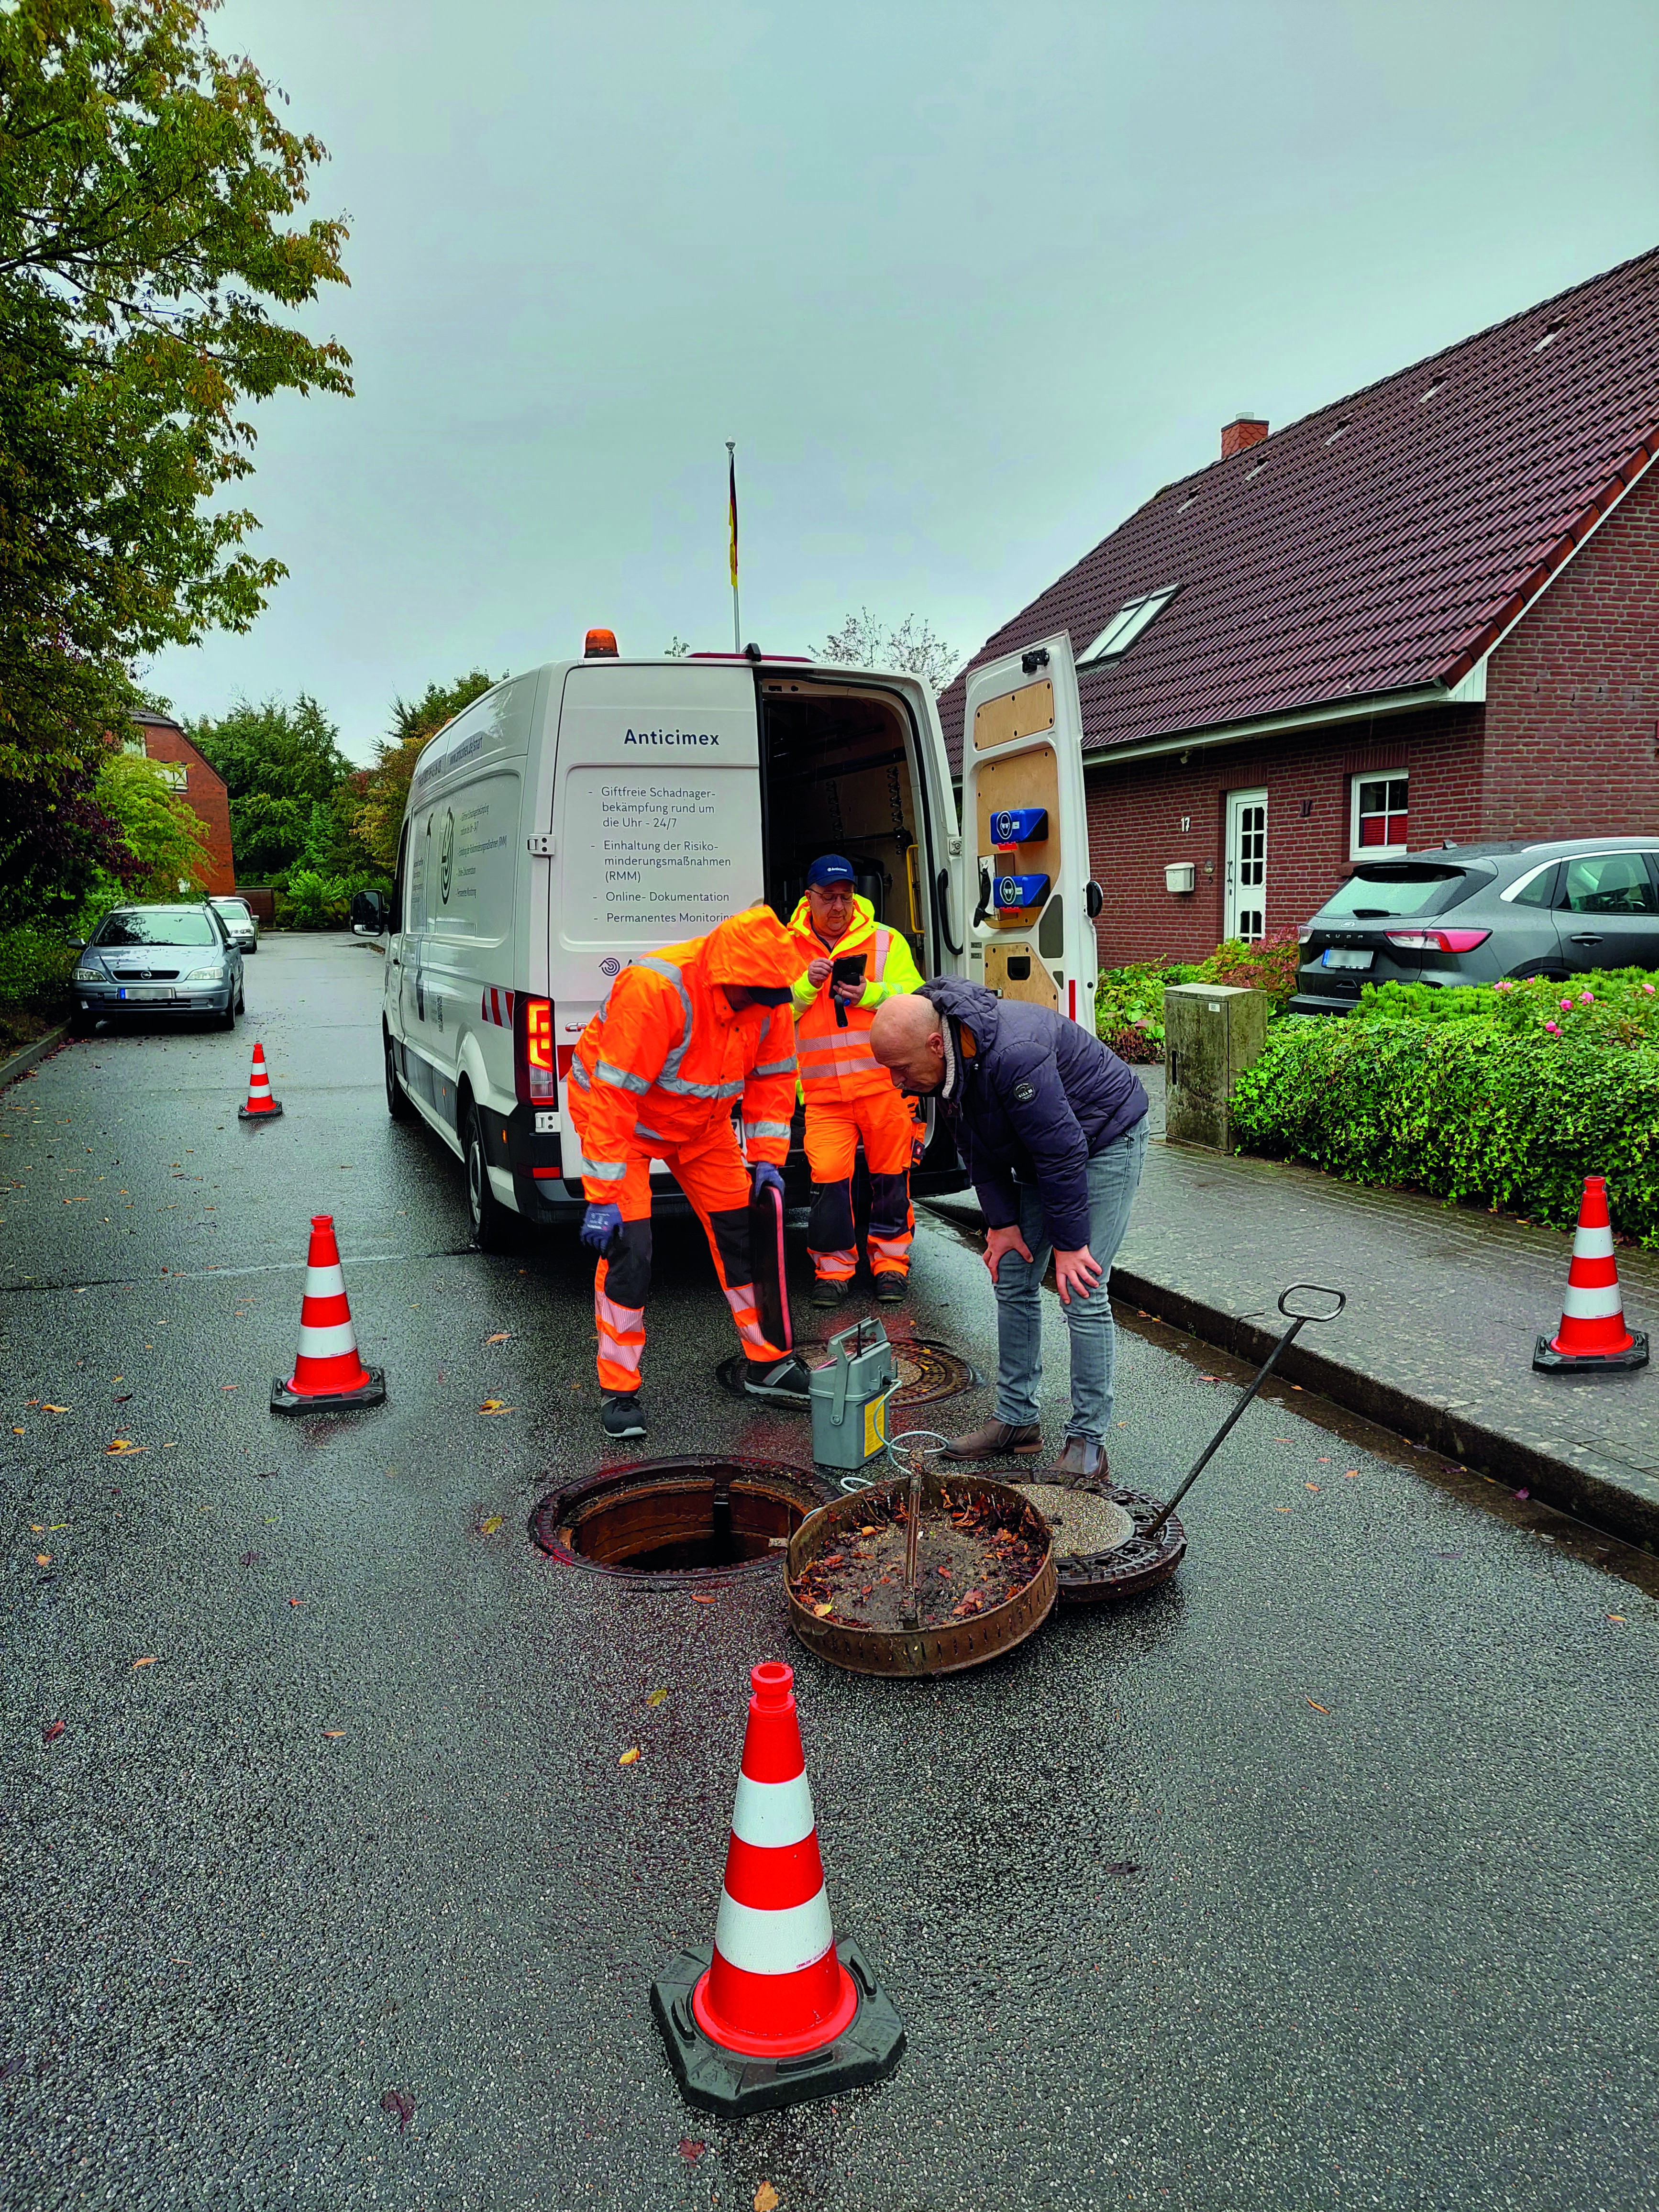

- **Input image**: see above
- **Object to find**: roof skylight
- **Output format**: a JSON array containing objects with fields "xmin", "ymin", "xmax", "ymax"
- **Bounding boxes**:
[{"xmin": 1078, "ymin": 587, "xmax": 1178, "ymax": 667}]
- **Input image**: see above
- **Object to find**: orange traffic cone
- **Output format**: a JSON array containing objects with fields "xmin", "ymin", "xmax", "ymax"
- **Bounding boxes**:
[
  {"xmin": 237, "ymin": 1040, "xmax": 283, "ymax": 1121},
  {"xmin": 1534, "ymin": 1175, "xmax": 1649, "ymax": 1372},
  {"xmin": 651, "ymin": 1660, "xmax": 903, "ymax": 2115},
  {"xmin": 270, "ymin": 1214, "xmax": 387, "ymax": 1414}
]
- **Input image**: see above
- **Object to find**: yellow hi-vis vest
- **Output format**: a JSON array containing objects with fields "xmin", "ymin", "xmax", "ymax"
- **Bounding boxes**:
[{"xmin": 786, "ymin": 893, "xmax": 923, "ymax": 1103}]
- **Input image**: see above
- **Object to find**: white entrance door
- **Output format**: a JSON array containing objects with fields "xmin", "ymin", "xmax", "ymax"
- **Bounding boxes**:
[{"xmin": 1224, "ymin": 789, "xmax": 1267, "ymax": 941}]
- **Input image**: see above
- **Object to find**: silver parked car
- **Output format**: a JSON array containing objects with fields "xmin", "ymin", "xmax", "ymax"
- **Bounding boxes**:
[
  {"xmin": 1290, "ymin": 835, "xmax": 1659, "ymax": 1015},
  {"xmin": 211, "ymin": 894, "xmax": 259, "ymax": 952},
  {"xmin": 71, "ymin": 903, "xmax": 245, "ymax": 1031}
]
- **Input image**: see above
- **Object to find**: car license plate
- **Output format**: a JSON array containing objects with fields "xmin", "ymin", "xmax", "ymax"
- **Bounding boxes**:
[
  {"xmin": 117, "ymin": 984, "xmax": 173, "ymax": 1000},
  {"xmin": 1321, "ymin": 948, "xmax": 1372, "ymax": 971}
]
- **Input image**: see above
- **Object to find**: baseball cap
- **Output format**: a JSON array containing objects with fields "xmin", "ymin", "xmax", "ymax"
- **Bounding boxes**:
[{"xmin": 806, "ymin": 853, "xmax": 856, "ymax": 888}]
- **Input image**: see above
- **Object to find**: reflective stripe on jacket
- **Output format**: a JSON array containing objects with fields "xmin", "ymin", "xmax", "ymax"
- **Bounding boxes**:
[
  {"xmin": 573, "ymin": 906, "xmax": 806, "ymax": 1202},
  {"xmin": 786, "ymin": 892, "xmax": 925, "ymax": 1102}
]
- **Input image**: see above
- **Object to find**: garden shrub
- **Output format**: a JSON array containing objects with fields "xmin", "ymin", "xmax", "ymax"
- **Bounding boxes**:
[
  {"xmin": 275, "ymin": 868, "xmax": 348, "ymax": 929},
  {"xmin": 0, "ymin": 926, "xmax": 76, "ymax": 1004},
  {"xmin": 1195, "ymin": 925, "xmax": 1302, "ymax": 1010},
  {"xmin": 1232, "ymin": 995, "xmax": 1659, "ymax": 1246}
]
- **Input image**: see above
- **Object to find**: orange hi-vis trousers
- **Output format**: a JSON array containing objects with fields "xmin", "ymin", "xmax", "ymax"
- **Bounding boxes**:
[
  {"xmin": 568, "ymin": 1095, "xmax": 786, "ymax": 1396},
  {"xmin": 803, "ymin": 1087, "xmax": 915, "ymax": 1284}
]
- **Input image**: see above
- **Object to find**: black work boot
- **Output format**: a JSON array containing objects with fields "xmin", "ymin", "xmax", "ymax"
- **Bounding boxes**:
[
  {"xmin": 601, "ymin": 1393, "xmax": 647, "ymax": 1440},
  {"xmin": 873, "ymin": 1272, "xmax": 907, "ymax": 1304},
  {"xmin": 742, "ymin": 1354, "xmax": 813, "ymax": 1405},
  {"xmin": 812, "ymin": 1277, "xmax": 851, "ymax": 1309}
]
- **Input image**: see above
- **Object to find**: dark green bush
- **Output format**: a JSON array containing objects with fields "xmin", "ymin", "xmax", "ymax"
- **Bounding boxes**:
[
  {"xmin": 1351, "ymin": 968, "xmax": 1659, "ymax": 1043},
  {"xmin": 0, "ymin": 927, "xmax": 76, "ymax": 1004},
  {"xmin": 1232, "ymin": 1013, "xmax": 1659, "ymax": 1245}
]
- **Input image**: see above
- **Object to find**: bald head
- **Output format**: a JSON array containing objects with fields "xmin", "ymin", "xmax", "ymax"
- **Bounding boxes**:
[{"xmin": 870, "ymin": 993, "xmax": 945, "ymax": 1094}]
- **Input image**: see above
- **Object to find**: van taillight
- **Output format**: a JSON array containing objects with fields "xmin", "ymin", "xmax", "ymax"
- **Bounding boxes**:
[{"xmin": 516, "ymin": 995, "xmax": 556, "ymax": 1103}]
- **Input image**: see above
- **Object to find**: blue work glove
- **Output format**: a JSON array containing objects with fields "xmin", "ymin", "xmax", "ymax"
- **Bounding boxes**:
[
  {"xmin": 580, "ymin": 1201, "xmax": 623, "ymax": 1256},
  {"xmin": 750, "ymin": 1162, "xmax": 785, "ymax": 1202}
]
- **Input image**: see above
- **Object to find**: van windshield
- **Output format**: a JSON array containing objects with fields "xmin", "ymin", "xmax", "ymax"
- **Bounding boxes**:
[{"xmin": 1317, "ymin": 866, "xmax": 1472, "ymax": 920}]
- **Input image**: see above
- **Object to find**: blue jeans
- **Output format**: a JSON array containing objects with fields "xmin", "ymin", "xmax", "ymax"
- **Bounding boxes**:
[{"xmin": 991, "ymin": 1118, "xmax": 1148, "ymax": 1445}]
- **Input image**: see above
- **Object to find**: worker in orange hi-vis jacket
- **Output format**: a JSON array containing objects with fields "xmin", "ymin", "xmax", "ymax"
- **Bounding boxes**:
[
  {"xmin": 785, "ymin": 855, "xmax": 926, "ymax": 1308},
  {"xmin": 564, "ymin": 905, "xmax": 812, "ymax": 1442}
]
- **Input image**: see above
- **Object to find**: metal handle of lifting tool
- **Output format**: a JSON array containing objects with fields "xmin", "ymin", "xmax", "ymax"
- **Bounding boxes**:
[{"xmin": 1143, "ymin": 1284, "xmax": 1347, "ymax": 1539}]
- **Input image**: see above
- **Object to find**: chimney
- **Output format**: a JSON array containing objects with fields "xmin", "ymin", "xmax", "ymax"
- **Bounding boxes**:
[{"xmin": 1221, "ymin": 414, "xmax": 1269, "ymax": 459}]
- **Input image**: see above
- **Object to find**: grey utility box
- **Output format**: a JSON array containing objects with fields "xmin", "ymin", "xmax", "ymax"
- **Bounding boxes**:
[{"xmin": 1164, "ymin": 984, "xmax": 1270, "ymax": 1152}]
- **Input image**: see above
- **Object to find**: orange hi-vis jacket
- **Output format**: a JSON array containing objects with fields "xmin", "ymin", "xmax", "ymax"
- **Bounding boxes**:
[
  {"xmin": 570, "ymin": 907, "xmax": 807, "ymax": 1208},
  {"xmin": 785, "ymin": 892, "xmax": 925, "ymax": 1103}
]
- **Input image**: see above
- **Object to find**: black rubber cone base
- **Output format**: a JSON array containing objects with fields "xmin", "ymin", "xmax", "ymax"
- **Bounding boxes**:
[
  {"xmin": 651, "ymin": 1938, "xmax": 904, "ymax": 2116},
  {"xmin": 238, "ymin": 1099, "xmax": 283, "ymax": 1121},
  {"xmin": 1533, "ymin": 1329, "xmax": 1648, "ymax": 1373},
  {"xmin": 270, "ymin": 1366, "xmax": 386, "ymax": 1416}
]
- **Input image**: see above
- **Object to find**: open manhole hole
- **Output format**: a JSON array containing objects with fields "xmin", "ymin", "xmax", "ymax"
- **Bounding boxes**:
[
  {"xmin": 531, "ymin": 1458, "xmax": 830, "ymax": 1586},
  {"xmin": 715, "ymin": 1338, "xmax": 976, "ymax": 1407}
]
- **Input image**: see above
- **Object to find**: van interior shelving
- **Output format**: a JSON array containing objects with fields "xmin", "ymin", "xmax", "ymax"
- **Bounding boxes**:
[{"xmin": 758, "ymin": 680, "xmax": 929, "ymax": 961}]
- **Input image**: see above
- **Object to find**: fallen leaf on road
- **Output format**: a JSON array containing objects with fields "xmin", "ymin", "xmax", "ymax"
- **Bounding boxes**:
[
  {"xmin": 35, "ymin": 1554, "xmax": 51, "ymax": 1566},
  {"xmin": 1306, "ymin": 1699, "xmax": 1329, "ymax": 1713},
  {"xmin": 288, "ymin": 1597, "xmax": 303, "ymax": 1607},
  {"xmin": 646, "ymin": 1687, "xmax": 669, "ymax": 1707},
  {"xmin": 477, "ymin": 1515, "xmax": 504, "ymax": 1536},
  {"xmin": 221, "ymin": 1384, "xmax": 239, "ymax": 1392},
  {"xmin": 1343, "ymin": 1470, "xmax": 1359, "ymax": 1479},
  {"xmin": 241, "ymin": 1551, "xmax": 261, "ymax": 1567},
  {"xmin": 1271, "ymin": 1438, "xmax": 1291, "ymax": 1443},
  {"xmin": 380, "ymin": 2089, "xmax": 413, "ymax": 2132},
  {"xmin": 813, "ymin": 1601, "xmax": 834, "ymax": 1617},
  {"xmin": 1305, "ymin": 1483, "xmax": 1319, "ymax": 1493},
  {"xmin": 619, "ymin": 1747, "xmax": 640, "ymax": 1765},
  {"xmin": 1272, "ymin": 1505, "xmax": 1292, "ymax": 1512},
  {"xmin": 1607, "ymin": 1614, "xmax": 1627, "ymax": 1624},
  {"xmin": 1514, "ymin": 1488, "xmax": 1529, "ymax": 1501},
  {"xmin": 322, "ymin": 1730, "xmax": 346, "ymax": 1739},
  {"xmin": 105, "ymin": 1440, "xmax": 144, "ymax": 1456},
  {"xmin": 755, "ymin": 2187, "xmax": 780, "ymax": 2212},
  {"xmin": 477, "ymin": 1400, "xmax": 514, "ymax": 1416},
  {"xmin": 679, "ymin": 2138, "xmax": 705, "ymax": 2160},
  {"xmin": 113, "ymin": 1394, "xmax": 132, "ymax": 1404},
  {"xmin": 132, "ymin": 1656, "xmax": 157, "ymax": 1669},
  {"xmin": 485, "ymin": 1332, "xmax": 510, "ymax": 1344},
  {"xmin": 689, "ymin": 1593, "xmax": 717, "ymax": 1604},
  {"xmin": 42, "ymin": 1721, "xmax": 65, "ymax": 1743},
  {"xmin": 1316, "ymin": 1456, "xmax": 1331, "ymax": 1463},
  {"xmin": 42, "ymin": 1404, "xmax": 68, "ymax": 1413},
  {"xmin": 1101, "ymin": 1859, "xmax": 1141, "ymax": 1876}
]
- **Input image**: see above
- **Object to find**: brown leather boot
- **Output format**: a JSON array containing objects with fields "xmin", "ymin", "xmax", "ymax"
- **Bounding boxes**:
[
  {"xmin": 944, "ymin": 1419, "xmax": 1042, "ymax": 1461},
  {"xmin": 1053, "ymin": 1436, "xmax": 1107, "ymax": 1484}
]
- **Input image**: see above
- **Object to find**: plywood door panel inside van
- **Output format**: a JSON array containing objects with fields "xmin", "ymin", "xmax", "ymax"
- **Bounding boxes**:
[
  {"xmin": 984, "ymin": 940, "xmax": 1059, "ymax": 1009},
  {"xmin": 973, "ymin": 679, "xmax": 1054, "ymax": 751},
  {"xmin": 975, "ymin": 746, "xmax": 1060, "ymax": 853}
]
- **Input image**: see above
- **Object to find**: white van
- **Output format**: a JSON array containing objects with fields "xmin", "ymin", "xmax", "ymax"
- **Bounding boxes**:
[{"xmin": 368, "ymin": 634, "xmax": 1100, "ymax": 1248}]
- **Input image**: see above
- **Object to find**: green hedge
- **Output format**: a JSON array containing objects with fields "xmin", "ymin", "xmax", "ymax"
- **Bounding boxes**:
[
  {"xmin": 1095, "ymin": 928, "xmax": 1303, "ymax": 1061},
  {"xmin": 1232, "ymin": 983, "xmax": 1659, "ymax": 1245},
  {"xmin": 0, "ymin": 926, "xmax": 76, "ymax": 1005}
]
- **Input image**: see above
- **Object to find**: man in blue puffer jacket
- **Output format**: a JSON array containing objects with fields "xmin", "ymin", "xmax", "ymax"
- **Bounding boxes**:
[{"xmin": 869, "ymin": 978, "xmax": 1149, "ymax": 1481}]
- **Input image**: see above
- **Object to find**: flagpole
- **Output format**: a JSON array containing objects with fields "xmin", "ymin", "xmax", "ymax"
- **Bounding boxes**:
[{"xmin": 726, "ymin": 439, "xmax": 741, "ymax": 653}]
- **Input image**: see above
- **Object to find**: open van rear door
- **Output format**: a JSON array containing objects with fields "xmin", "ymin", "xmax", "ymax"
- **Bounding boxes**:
[{"xmin": 960, "ymin": 631, "xmax": 1099, "ymax": 1026}]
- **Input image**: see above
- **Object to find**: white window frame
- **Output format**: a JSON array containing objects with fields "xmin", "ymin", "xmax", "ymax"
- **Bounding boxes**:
[
  {"xmin": 1079, "ymin": 586, "xmax": 1178, "ymax": 667},
  {"xmin": 1349, "ymin": 769, "xmax": 1409, "ymax": 860}
]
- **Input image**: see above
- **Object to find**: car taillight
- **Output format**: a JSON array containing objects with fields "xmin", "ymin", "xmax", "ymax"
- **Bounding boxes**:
[
  {"xmin": 1384, "ymin": 928, "xmax": 1491, "ymax": 954},
  {"xmin": 515, "ymin": 995, "xmax": 556, "ymax": 1103}
]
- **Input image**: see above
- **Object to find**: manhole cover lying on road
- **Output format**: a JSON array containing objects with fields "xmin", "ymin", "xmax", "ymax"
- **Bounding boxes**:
[
  {"xmin": 1014, "ymin": 1482, "xmax": 1185, "ymax": 1605},
  {"xmin": 531, "ymin": 1458, "xmax": 830, "ymax": 1587},
  {"xmin": 715, "ymin": 1337, "xmax": 975, "ymax": 1407}
]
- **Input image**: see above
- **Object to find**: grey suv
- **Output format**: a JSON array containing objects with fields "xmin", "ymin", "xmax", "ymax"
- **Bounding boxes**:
[{"xmin": 1290, "ymin": 835, "xmax": 1659, "ymax": 1015}]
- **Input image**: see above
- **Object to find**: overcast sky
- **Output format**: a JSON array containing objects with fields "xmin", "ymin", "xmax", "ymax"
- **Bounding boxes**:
[{"xmin": 146, "ymin": 0, "xmax": 1658, "ymax": 762}]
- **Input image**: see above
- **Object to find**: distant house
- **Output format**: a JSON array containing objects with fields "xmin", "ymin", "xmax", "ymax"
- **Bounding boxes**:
[
  {"xmin": 939, "ymin": 246, "xmax": 1659, "ymax": 966},
  {"xmin": 126, "ymin": 711, "xmax": 237, "ymax": 896}
]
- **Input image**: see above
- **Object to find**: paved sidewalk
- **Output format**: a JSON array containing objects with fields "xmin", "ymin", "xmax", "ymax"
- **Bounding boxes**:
[{"xmin": 928, "ymin": 1067, "xmax": 1659, "ymax": 1548}]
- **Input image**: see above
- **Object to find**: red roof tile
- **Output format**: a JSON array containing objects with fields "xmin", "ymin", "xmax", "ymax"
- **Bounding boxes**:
[{"xmin": 939, "ymin": 246, "xmax": 1659, "ymax": 769}]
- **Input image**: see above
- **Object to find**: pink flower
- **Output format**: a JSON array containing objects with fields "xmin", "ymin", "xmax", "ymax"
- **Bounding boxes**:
[
  {"xmin": 1544, "ymin": 1021, "xmax": 1560, "ymax": 1034},
  {"xmin": 1559, "ymin": 999, "xmax": 1573, "ymax": 1010},
  {"xmin": 1580, "ymin": 992, "xmax": 1593, "ymax": 1004},
  {"xmin": 1646, "ymin": 984, "xmax": 1657, "ymax": 995}
]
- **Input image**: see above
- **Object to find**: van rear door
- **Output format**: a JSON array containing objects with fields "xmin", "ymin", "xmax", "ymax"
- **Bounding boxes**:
[{"xmin": 960, "ymin": 631, "xmax": 1098, "ymax": 1025}]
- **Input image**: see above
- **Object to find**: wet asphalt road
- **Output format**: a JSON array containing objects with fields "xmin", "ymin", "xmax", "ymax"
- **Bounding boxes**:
[{"xmin": 3, "ymin": 933, "xmax": 1657, "ymax": 2212}]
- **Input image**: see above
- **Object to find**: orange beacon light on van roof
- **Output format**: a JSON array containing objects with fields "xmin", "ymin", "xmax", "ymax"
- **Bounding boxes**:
[{"xmin": 584, "ymin": 628, "xmax": 619, "ymax": 658}]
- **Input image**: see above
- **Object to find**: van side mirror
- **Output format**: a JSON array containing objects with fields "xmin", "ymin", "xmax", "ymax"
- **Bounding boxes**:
[{"xmin": 351, "ymin": 889, "xmax": 388, "ymax": 935}]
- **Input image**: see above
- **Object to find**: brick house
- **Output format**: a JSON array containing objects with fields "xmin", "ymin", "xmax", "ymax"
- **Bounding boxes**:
[
  {"xmin": 127, "ymin": 711, "xmax": 237, "ymax": 897},
  {"xmin": 939, "ymin": 246, "xmax": 1659, "ymax": 968}
]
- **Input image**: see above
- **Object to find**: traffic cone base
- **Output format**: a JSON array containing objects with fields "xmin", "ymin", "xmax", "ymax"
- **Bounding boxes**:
[
  {"xmin": 1534, "ymin": 1174, "xmax": 1650, "ymax": 1373},
  {"xmin": 652, "ymin": 1936, "xmax": 904, "ymax": 2118},
  {"xmin": 271, "ymin": 1214, "xmax": 387, "ymax": 1416},
  {"xmin": 238, "ymin": 1040, "xmax": 282, "ymax": 1121},
  {"xmin": 651, "ymin": 1660, "xmax": 903, "ymax": 2116}
]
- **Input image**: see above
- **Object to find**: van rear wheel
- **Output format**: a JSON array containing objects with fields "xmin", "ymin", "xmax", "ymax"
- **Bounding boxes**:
[
  {"xmin": 384, "ymin": 1031, "xmax": 413, "ymax": 1121},
  {"xmin": 465, "ymin": 1103, "xmax": 516, "ymax": 1253}
]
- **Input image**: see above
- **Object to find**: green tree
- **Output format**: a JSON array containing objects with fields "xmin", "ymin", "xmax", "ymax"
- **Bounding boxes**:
[
  {"xmin": 0, "ymin": 0, "xmax": 351, "ymax": 894},
  {"xmin": 82, "ymin": 751, "xmax": 211, "ymax": 912},
  {"xmin": 189, "ymin": 693, "xmax": 349, "ymax": 878},
  {"xmin": 354, "ymin": 670, "xmax": 499, "ymax": 870}
]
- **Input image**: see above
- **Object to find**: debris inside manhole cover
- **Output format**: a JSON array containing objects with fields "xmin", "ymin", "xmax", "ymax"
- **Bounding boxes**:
[{"xmin": 788, "ymin": 1484, "xmax": 1044, "ymax": 1632}]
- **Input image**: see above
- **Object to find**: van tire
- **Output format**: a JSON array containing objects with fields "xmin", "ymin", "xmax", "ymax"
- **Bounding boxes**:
[
  {"xmin": 384, "ymin": 1030, "xmax": 413, "ymax": 1122},
  {"xmin": 465, "ymin": 1101, "xmax": 516, "ymax": 1252}
]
